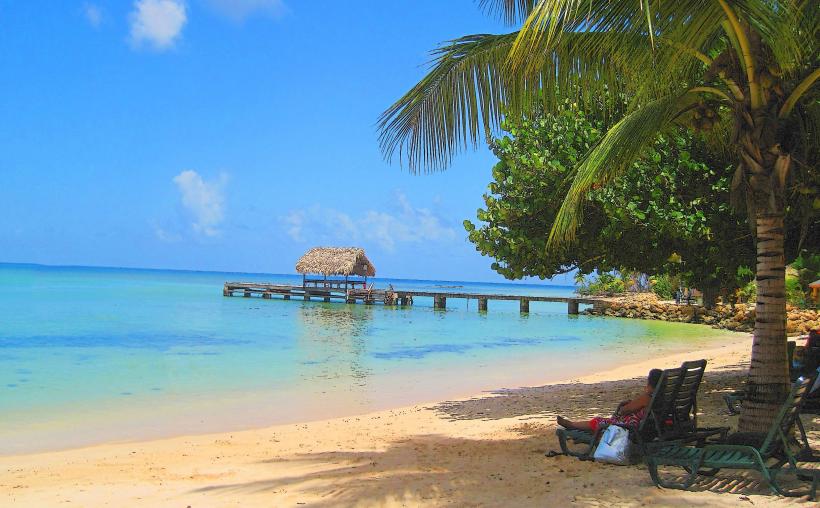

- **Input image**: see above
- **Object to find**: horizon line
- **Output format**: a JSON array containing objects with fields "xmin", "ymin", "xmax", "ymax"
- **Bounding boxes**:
[{"xmin": 0, "ymin": 261, "xmax": 577, "ymax": 287}]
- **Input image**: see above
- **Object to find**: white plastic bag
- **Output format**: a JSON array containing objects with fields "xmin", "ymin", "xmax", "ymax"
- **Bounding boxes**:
[{"xmin": 592, "ymin": 425, "xmax": 631, "ymax": 465}]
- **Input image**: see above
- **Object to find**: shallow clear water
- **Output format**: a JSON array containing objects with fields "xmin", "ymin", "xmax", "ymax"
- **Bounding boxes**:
[{"xmin": 0, "ymin": 263, "xmax": 738, "ymax": 454}]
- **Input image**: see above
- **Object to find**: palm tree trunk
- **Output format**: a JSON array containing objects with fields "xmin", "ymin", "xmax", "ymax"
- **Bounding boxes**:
[{"xmin": 738, "ymin": 212, "xmax": 790, "ymax": 432}]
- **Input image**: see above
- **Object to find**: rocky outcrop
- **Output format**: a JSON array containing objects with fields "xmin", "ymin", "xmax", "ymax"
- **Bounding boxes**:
[{"xmin": 585, "ymin": 293, "xmax": 819, "ymax": 337}]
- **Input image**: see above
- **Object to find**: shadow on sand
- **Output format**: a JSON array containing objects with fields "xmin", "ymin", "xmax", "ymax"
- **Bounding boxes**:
[
  {"xmin": 188, "ymin": 366, "xmax": 818, "ymax": 506},
  {"xmin": 191, "ymin": 432, "xmax": 779, "ymax": 507},
  {"xmin": 433, "ymin": 366, "xmax": 751, "ymax": 423}
]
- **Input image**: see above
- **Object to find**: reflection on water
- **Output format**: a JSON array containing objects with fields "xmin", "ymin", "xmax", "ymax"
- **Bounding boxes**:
[{"xmin": 296, "ymin": 303, "xmax": 373, "ymax": 389}]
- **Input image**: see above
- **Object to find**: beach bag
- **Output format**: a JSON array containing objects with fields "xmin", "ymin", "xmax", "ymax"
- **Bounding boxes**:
[{"xmin": 592, "ymin": 425, "xmax": 631, "ymax": 465}]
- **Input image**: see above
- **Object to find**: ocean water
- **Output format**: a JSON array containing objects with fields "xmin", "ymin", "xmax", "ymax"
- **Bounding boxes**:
[{"xmin": 0, "ymin": 263, "xmax": 739, "ymax": 454}]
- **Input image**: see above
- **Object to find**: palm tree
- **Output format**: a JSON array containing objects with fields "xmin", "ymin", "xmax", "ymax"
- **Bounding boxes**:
[{"xmin": 379, "ymin": 0, "xmax": 818, "ymax": 431}]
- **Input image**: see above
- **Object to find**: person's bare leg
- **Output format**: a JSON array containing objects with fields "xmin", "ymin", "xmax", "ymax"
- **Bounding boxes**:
[{"xmin": 557, "ymin": 415, "xmax": 593, "ymax": 431}]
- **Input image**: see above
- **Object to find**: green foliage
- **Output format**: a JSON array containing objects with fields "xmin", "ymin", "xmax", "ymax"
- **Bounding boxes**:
[
  {"xmin": 735, "ymin": 266, "xmax": 757, "ymax": 303},
  {"xmin": 734, "ymin": 258, "xmax": 817, "ymax": 308},
  {"xmin": 464, "ymin": 98, "xmax": 816, "ymax": 293},
  {"xmin": 577, "ymin": 272, "xmax": 626, "ymax": 296},
  {"xmin": 738, "ymin": 280, "xmax": 757, "ymax": 304},
  {"xmin": 651, "ymin": 274, "xmax": 677, "ymax": 300},
  {"xmin": 786, "ymin": 277, "xmax": 806, "ymax": 308},
  {"xmin": 788, "ymin": 251, "xmax": 820, "ymax": 308},
  {"xmin": 380, "ymin": 0, "xmax": 819, "ymax": 428},
  {"xmin": 464, "ymin": 100, "xmax": 757, "ymax": 293}
]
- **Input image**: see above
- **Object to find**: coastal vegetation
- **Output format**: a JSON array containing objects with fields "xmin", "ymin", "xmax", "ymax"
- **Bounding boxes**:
[
  {"xmin": 464, "ymin": 100, "xmax": 818, "ymax": 308},
  {"xmin": 379, "ymin": 1, "xmax": 819, "ymax": 431}
]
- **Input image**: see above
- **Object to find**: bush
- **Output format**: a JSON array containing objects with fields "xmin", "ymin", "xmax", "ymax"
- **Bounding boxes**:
[
  {"xmin": 736, "ymin": 258, "xmax": 816, "ymax": 308},
  {"xmin": 650, "ymin": 274, "xmax": 676, "ymax": 300},
  {"xmin": 578, "ymin": 272, "xmax": 627, "ymax": 295},
  {"xmin": 738, "ymin": 279, "xmax": 756, "ymax": 304},
  {"xmin": 786, "ymin": 276, "xmax": 806, "ymax": 307}
]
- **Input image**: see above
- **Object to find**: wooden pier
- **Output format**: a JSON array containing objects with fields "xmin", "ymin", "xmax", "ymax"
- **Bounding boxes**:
[
  {"xmin": 223, "ymin": 282, "xmax": 395, "ymax": 305},
  {"xmin": 223, "ymin": 282, "xmax": 601, "ymax": 315}
]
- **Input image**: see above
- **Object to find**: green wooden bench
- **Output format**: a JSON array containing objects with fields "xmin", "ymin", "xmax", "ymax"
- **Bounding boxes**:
[{"xmin": 647, "ymin": 376, "xmax": 816, "ymax": 498}]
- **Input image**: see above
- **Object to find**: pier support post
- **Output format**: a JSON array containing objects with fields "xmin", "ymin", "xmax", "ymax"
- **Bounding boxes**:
[
  {"xmin": 567, "ymin": 300, "xmax": 579, "ymax": 315},
  {"xmin": 346, "ymin": 297, "xmax": 355, "ymax": 304},
  {"xmin": 223, "ymin": 289, "xmax": 231, "ymax": 297},
  {"xmin": 263, "ymin": 292, "xmax": 272, "ymax": 299},
  {"xmin": 243, "ymin": 291, "xmax": 251, "ymax": 298},
  {"xmin": 304, "ymin": 294, "xmax": 310, "ymax": 301},
  {"xmin": 478, "ymin": 298, "xmax": 488, "ymax": 312},
  {"xmin": 284, "ymin": 294, "xmax": 290, "ymax": 300},
  {"xmin": 400, "ymin": 296, "xmax": 409, "ymax": 306},
  {"xmin": 323, "ymin": 297, "xmax": 331, "ymax": 303},
  {"xmin": 434, "ymin": 296, "xmax": 447, "ymax": 310},
  {"xmin": 519, "ymin": 298, "xmax": 529, "ymax": 314}
]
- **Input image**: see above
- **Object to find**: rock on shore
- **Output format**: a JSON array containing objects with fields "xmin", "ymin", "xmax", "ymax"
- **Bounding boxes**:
[{"xmin": 585, "ymin": 292, "xmax": 819, "ymax": 336}]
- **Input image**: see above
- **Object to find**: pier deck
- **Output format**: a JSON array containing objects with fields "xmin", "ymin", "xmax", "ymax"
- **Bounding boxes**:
[{"xmin": 223, "ymin": 282, "xmax": 601, "ymax": 314}]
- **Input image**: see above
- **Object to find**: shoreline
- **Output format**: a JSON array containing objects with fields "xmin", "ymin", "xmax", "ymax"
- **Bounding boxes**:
[
  {"xmin": 2, "ymin": 332, "xmax": 779, "ymax": 507},
  {"xmin": 585, "ymin": 291, "xmax": 819, "ymax": 337},
  {"xmin": 1, "ymin": 325, "xmax": 745, "ymax": 456}
]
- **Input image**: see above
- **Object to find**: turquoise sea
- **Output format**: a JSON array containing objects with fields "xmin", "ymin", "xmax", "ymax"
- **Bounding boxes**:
[{"xmin": 0, "ymin": 263, "xmax": 739, "ymax": 454}]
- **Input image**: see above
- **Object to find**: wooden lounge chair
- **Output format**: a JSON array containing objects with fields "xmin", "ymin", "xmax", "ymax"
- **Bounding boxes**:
[
  {"xmin": 556, "ymin": 359, "xmax": 727, "ymax": 459},
  {"xmin": 646, "ymin": 376, "xmax": 816, "ymax": 497}
]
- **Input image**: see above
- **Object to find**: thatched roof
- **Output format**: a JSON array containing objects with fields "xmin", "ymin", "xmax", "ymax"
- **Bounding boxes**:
[{"xmin": 295, "ymin": 247, "xmax": 376, "ymax": 277}]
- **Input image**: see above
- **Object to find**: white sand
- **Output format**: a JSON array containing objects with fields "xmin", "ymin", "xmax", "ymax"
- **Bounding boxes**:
[{"xmin": 3, "ymin": 333, "xmax": 818, "ymax": 507}]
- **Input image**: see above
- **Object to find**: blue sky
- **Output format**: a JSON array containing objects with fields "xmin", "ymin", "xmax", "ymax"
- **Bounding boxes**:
[{"xmin": 0, "ymin": 0, "xmax": 572, "ymax": 284}]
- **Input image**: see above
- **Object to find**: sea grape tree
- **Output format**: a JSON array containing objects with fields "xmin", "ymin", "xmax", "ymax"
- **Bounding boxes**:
[{"xmin": 379, "ymin": 1, "xmax": 819, "ymax": 430}]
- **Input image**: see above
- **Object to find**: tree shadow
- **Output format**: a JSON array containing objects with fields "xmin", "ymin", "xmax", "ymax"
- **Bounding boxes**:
[
  {"xmin": 188, "ymin": 429, "xmax": 806, "ymax": 507},
  {"xmin": 189, "ymin": 365, "xmax": 819, "ymax": 506},
  {"xmin": 190, "ymin": 432, "xmax": 750, "ymax": 507},
  {"xmin": 433, "ymin": 367, "xmax": 750, "ymax": 428}
]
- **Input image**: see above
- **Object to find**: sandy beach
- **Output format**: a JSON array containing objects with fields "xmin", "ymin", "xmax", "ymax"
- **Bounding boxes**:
[{"xmin": 3, "ymin": 333, "xmax": 818, "ymax": 507}]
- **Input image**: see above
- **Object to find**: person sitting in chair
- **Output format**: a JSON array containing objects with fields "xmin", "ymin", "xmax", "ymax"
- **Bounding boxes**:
[{"xmin": 557, "ymin": 368, "xmax": 663, "ymax": 433}]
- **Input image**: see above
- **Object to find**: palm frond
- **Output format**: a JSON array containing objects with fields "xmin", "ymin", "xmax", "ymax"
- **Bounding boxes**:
[
  {"xmin": 548, "ymin": 94, "xmax": 697, "ymax": 246},
  {"xmin": 732, "ymin": 0, "xmax": 816, "ymax": 75},
  {"xmin": 512, "ymin": 1, "xmax": 817, "ymax": 92},
  {"xmin": 507, "ymin": 0, "xmax": 729, "ymax": 110},
  {"xmin": 477, "ymin": 0, "xmax": 537, "ymax": 25},
  {"xmin": 377, "ymin": 33, "xmax": 518, "ymax": 173},
  {"xmin": 511, "ymin": 1, "xmax": 724, "ymax": 69},
  {"xmin": 378, "ymin": 31, "xmax": 644, "ymax": 172},
  {"xmin": 380, "ymin": 0, "xmax": 818, "ymax": 175}
]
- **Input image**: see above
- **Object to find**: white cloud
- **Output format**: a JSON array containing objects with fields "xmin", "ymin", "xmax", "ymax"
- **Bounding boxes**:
[
  {"xmin": 280, "ymin": 192, "xmax": 457, "ymax": 252},
  {"xmin": 172, "ymin": 170, "xmax": 228, "ymax": 237},
  {"xmin": 84, "ymin": 3, "xmax": 103, "ymax": 27},
  {"xmin": 129, "ymin": 0, "xmax": 187, "ymax": 50},
  {"xmin": 282, "ymin": 210, "xmax": 306, "ymax": 242},
  {"xmin": 154, "ymin": 225, "xmax": 182, "ymax": 243},
  {"xmin": 205, "ymin": 0, "xmax": 287, "ymax": 22},
  {"xmin": 283, "ymin": 206, "xmax": 358, "ymax": 244}
]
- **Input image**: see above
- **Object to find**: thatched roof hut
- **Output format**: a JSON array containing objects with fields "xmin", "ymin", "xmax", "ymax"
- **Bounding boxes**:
[{"xmin": 295, "ymin": 247, "xmax": 376, "ymax": 277}]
